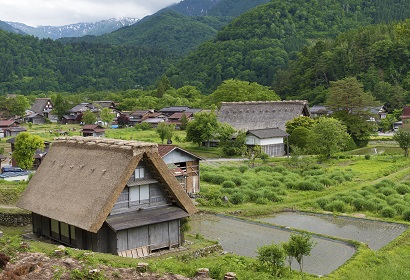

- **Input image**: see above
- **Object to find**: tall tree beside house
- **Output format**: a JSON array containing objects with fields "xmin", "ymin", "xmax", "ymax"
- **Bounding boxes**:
[
  {"xmin": 100, "ymin": 107, "xmax": 115, "ymax": 127},
  {"xmin": 82, "ymin": 110, "xmax": 97, "ymax": 125},
  {"xmin": 325, "ymin": 77, "xmax": 380, "ymax": 147},
  {"xmin": 285, "ymin": 116, "xmax": 315, "ymax": 135},
  {"xmin": 393, "ymin": 130, "xmax": 410, "ymax": 157},
  {"xmin": 307, "ymin": 117, "xmax": 350, "ymax": 159},
  {"xmin": 156, "ymin": 75, "xmax": 172, "ymax": 98},
  {"xmin": 179, "ymin": 113, "xmax": 189, "ymax": 130},
  {"xmin": 155, "ymin": 122, "xmax": 175, "ymax": 144},
  {"xmin": 186, "ymin": 110, "xmax": 219, "ymax": 147},
  {"xmin": 2, "ymin": 95, "xmax": 30, "ymax": 118},
  {"xmin": 12, "ymin": 132, "xmax": 45, "ymax": 170},
  {"xmin": 51, "ymin": 93, "xmax": 70, "ymax": 120}
]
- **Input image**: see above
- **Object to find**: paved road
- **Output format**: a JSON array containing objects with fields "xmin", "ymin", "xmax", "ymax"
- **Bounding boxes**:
[{"xmin": 189, "ymin": 214, "xmax": 356, "ymax": 276}]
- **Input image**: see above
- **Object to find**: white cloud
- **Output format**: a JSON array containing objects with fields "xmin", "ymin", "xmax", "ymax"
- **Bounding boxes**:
[{"xmin": 0, "ymin": 0, "xmax": 179, "ymax": 26}]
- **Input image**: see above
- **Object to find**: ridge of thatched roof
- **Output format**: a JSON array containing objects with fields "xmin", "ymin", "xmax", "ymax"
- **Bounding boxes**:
[
  {"xmin": 17, "ymin": 137, "xmax": 196, "ymax": 233},
  {"xmin": 217, "ymin": 100, "xmax": 310, "ymax": 131}
]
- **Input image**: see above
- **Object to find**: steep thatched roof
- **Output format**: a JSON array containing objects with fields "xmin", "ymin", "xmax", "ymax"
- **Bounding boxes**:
[
  {"xmin": 30, "ymin": 98, "xmax": 52, "ymax": 114},
  {"xmin": 17, "ymin": 137, "xmax": 196, "ymax": 233},
  {"xmin": 218, "ymin": 101, "xmax": 310, "ymax": 131}
]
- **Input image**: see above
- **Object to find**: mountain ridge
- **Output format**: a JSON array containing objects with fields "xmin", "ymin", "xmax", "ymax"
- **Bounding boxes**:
[{"xmin": 6, "ymin": 18, "xmax": 139, "ymax": 39}]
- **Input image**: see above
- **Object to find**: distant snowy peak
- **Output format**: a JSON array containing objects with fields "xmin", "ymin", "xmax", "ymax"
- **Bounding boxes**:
[{"xmin": 7, "ymin": 18, "xmax": 139, "ymax": 39}]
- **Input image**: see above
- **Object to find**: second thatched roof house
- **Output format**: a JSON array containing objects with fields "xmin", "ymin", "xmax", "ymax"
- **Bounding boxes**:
[
  {"xmin": 217, "ymin": 100, "xmax": 310, "ymax": 131},
  {"xmin": 17, "ymin": 137, "xmax": 196, "ymax": 257}
]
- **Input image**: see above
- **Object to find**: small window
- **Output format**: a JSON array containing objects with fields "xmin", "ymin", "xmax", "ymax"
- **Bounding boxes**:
[{"xmin": 135, "ymin": 167, "xmax": 145, "ymax": 179}]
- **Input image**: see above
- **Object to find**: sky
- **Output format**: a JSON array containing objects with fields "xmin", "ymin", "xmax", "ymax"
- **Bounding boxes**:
[{"xmin": 0, "ymin": 0, "xmax": 180, "ymax": 27}]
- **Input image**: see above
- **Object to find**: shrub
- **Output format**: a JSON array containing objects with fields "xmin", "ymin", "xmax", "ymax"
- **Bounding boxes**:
[
  {"xmin": 374, "ymin": 179, "xmax": 396, "ymax": 189},
  {"xmin": 364, "ymin": 154, "xmax": 371, "ymax": 160},
  {"xmin": 393, "ymin": 204, "xmax": 406, "ymax": 215},
  {"xmin": 325, "ymin": 200, "xmax": 348, "ymax": 212},
  {"xmin": 269, "ymin": 179, "xmax": 283, "ymax": 188},
  {"xmin": 222, "ymin": 180, "xmax": 236, "ymax": 189},
  {"xmin": 316, "ymin": 198, "xmax": 330, "ymax": 209},
  {"xmin": 331, "ymin": 175, "xmax": 346, "ymax": 184},
  {"xmin": 381, "ymin": 206, "xmax": 397, "ymax": 218},
  {"xmin": 230, "ymin": 193, "xmax": 247, "ymax": 205},
  {"xmin": 379, "ymin": 187, "xmax": 397, "ymax": 196},
  {"xmin": 352, "ymin": 198, "xmax": 367, "ymax": 211},
  {"xmin": 256, "ymin": 197, "xmax": 270, "ymax": 205},
  {"xmin": 402, "ymin": 209, "xmax": 410, "ymax": 221},
  {"xmin": 238, "ymin": 165, "xmax": 248, "ymax": 173},
  {"xmin": 395, "ymin": 184, "xmax": 410, "ymax": 195},
  {"xmin": 231, "ymin": 177, "xmax": 242, "ymax": 186}
]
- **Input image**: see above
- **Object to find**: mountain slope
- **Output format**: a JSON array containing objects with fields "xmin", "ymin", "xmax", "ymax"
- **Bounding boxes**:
[
  {"xmin": 0, "ymin": 20, "xmax": 25, "ymax": 35},
  {"xmin": 7, "ymin": 18, "xmax": 138, "ymax": 39},
  {"xmin": 167, "ymin": 0, "xmax": 410, "ymax": 93}
]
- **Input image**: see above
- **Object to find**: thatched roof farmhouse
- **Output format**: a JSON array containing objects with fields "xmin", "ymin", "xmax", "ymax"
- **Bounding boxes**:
[
  {"xmin": 217, "ymin": 100, "xmax": 310, "ymax": 131},
  {"xmin": 17, "ymin": 137, "xmax": 196, "ymax": 256}
]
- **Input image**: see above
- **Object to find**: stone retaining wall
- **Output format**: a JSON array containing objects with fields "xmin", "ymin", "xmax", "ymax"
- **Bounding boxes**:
[{"xmin": 0, "ymin": 213, "xmax": 31, "ymax": 226}]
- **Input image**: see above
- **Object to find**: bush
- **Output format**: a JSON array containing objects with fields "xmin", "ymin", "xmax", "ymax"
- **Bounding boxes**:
[
  {"xmin": 316, "ymin": 198, "xmax": 330, "ymax": 209},
  {"xmin": 324, "ymin": 200, "xmax": 348, "ymax": 212},
  {"xmin": 222, "ymin": 180, "xmax": 236, "ymax": 189},
  {"xmin": 255, "ymin": 197, "xmax": 270, "ymax": 205},
  {"xmin": 393, "ymin": 204, "xmax": 406, "ymax": 215},
  {"xmin": 352, "ymin": 198, "xmax": 367, "ymax": 211},
  {"xmin": 231, "ymin": 177, "xmax": 242, "ymax": 186},
  {"xmin": 395, "ymin": 184, "xmax": 410, "ymax": 195},
  {"xmin": 294, "ymin": 180, "xmax": 325, "ymax": 191},
  {"xmin": 381, "ymin": 206, "xmax": 397, "ymax": 218},
  {"xmin": 230, "ymin": 193, "xmax": 247, "ymax": 205},
  {"xmin": 238, "ymin": 165, "xmax": 248, "ymax": 173},
  {"xmin": 402, "ymin": 209, "xmax": 410, "ymax": 221},
  {"xmin": 379, "ymin": 187, "xmax": 397, "ymax": 196}
]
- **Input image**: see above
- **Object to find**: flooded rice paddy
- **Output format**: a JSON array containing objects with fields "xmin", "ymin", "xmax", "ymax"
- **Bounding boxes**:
[
  {"xmin": 257, "ymin": 212, "xmax": 408, "ymax": 250},
  {"xmin": 189, "ymin": 212, "xmax": 408, "ymax": 276}
]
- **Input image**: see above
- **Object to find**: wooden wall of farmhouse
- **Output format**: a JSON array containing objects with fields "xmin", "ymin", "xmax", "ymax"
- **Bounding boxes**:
[
  {"xmin": 262, "ymin": 144, "xmax": 286, "ymax": 157},
  {"xmin": 116, "ymin": 220, "xmax": 180, "ymax": 253}
]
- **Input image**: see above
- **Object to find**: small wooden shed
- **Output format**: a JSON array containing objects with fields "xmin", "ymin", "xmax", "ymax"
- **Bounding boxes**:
[{"xmin": 17, "ymin": 137, "xmax": 196, "ymax": 256}]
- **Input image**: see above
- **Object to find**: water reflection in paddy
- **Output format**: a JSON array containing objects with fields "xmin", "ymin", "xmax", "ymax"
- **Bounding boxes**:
[{"xmin": 258, "ymin": 212, "xmax": 408, "ymax": 250}]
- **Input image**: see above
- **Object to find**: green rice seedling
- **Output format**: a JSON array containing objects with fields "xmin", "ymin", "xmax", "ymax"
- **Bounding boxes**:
[{"xmin": 381, "ymin": 206, "xmax": 397, "ymax": 218}]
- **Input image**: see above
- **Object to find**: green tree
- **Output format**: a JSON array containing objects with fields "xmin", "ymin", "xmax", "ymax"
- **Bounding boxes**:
[
  {"xmin": 179, "ymin": 113, "xmax": 189, "ymax": 130},
  {"xmin": 12, "ymin": 132, "xmax": 45, "ymax": 170},
  {"xmin": 6, "ymin": 95, "xmax": 30, "ymax": 117},
  {"xmin": 186, "ymin": 111, "xmax": 219, "ymax": 147},
  {"xmin": 393, "ymin": 130, "xmax": 410, "ymax": 157},
  {"xmin": 217, "ymin": 123, "xmax": 246, "ymax": 156},
  {"xmin": 51, "ymin": 93, "xmax": 70, "ymax": 120},
  {"xmin": 257, "ymin": 243, "xmax": 285, "ymax": 277},
  {"xmin": 285, "ymin": 116, "xmax": 315, "ymax": 135},
  {"xmin": 100, "ymin": 108, "xmax": 115, "ymax": 127},
  {"xmin": 326, "ymin": 77, "xmax": 380, "ymax": 147},
  {"xmin": 155, "ymin": 122, "xmax": 175, "ymax": 144},
  {"xmin": 82, "ymin": 110, "xmax": 97, "ymax": 125},
  {"xmin": 245, "ymin": 145, "xmax": 265, "ymax": 168},
  {"xmin": 288, "ymin": 127, "xmax": 312, "ymax": 151},
  {"xmin": 205, "ymin": 79, "xmax": 280, "ymax": 107},
  {"xmin": 283, "ymin": 233, "xmax": 316, "ymax": 277},
  {"xmin": 157, "ymin": 75, "xmax": 172, "ymax": 98},
  {"xmin": 307, "ymin": 117, "xmax": 351, "ymax": 158}
]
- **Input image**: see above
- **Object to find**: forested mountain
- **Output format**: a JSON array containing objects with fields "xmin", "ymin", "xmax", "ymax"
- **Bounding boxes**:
[
  {"xmin": 0, "ymin": 21, "xmax": 25, "ymax": 35},
  {"xmin": 273, "ymin": 20, "xmax": 410, "ymax": 111},
  {"xmin": 60, "ymin": 11, "xmax": 229, "ymax": 56},
  {"xmin": 167, "ymin": 0, "xmax": 410, "ymax": 93},
  {"xmin": 0, "ymin": 30, "xmax": 173, "ymax": 94},
  {"xmin": 60, "ymin": 0, "xmax": 271, "ymax": 55},
  {"xmin": 162, "ymin": 0, "xmax": 271, "ymax": 17},
  {"xmin": 7, "ymin": 18, "xmax": 139, "ymax": 40}
]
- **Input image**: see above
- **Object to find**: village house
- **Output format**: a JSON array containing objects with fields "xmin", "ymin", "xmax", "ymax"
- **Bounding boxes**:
[
  {"xmin": 30, "ymin": 98, "xmax": 53, "ymax": 119},
  {"xmin": 246, "ymin": 128, "xmax": 289, "ymax": 157},
  {"xmin": 159, "ymin": 106, "xmax": 202, "ymax": 117},
  {"xmin": 17, "ymin": 137, "xmax": 196, "ymax": 256},
  {"xmin": 166, "ymin": 112, "xmax": 193, "ymax": 129},
  {"xmin": 23, "ymin": 113, "xmax": 47, "ymax": 125},
  {"xmin": 81, "ymin": 124, "xmax": 106, "ymax": 137},
  {"xmin": 0, "ymin": 119, "xmax": 26, "ymax": 138},
  {"xmin": 400, "ymin": 106, "xmax": 410, "ymax": 131},
  {"xmin": 217, "ymin": 100, "xmax": 311, "ymax": 132},
  {"xmin": 158, "ymin": 145, "xmax": 202, "ymax": 194}
]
